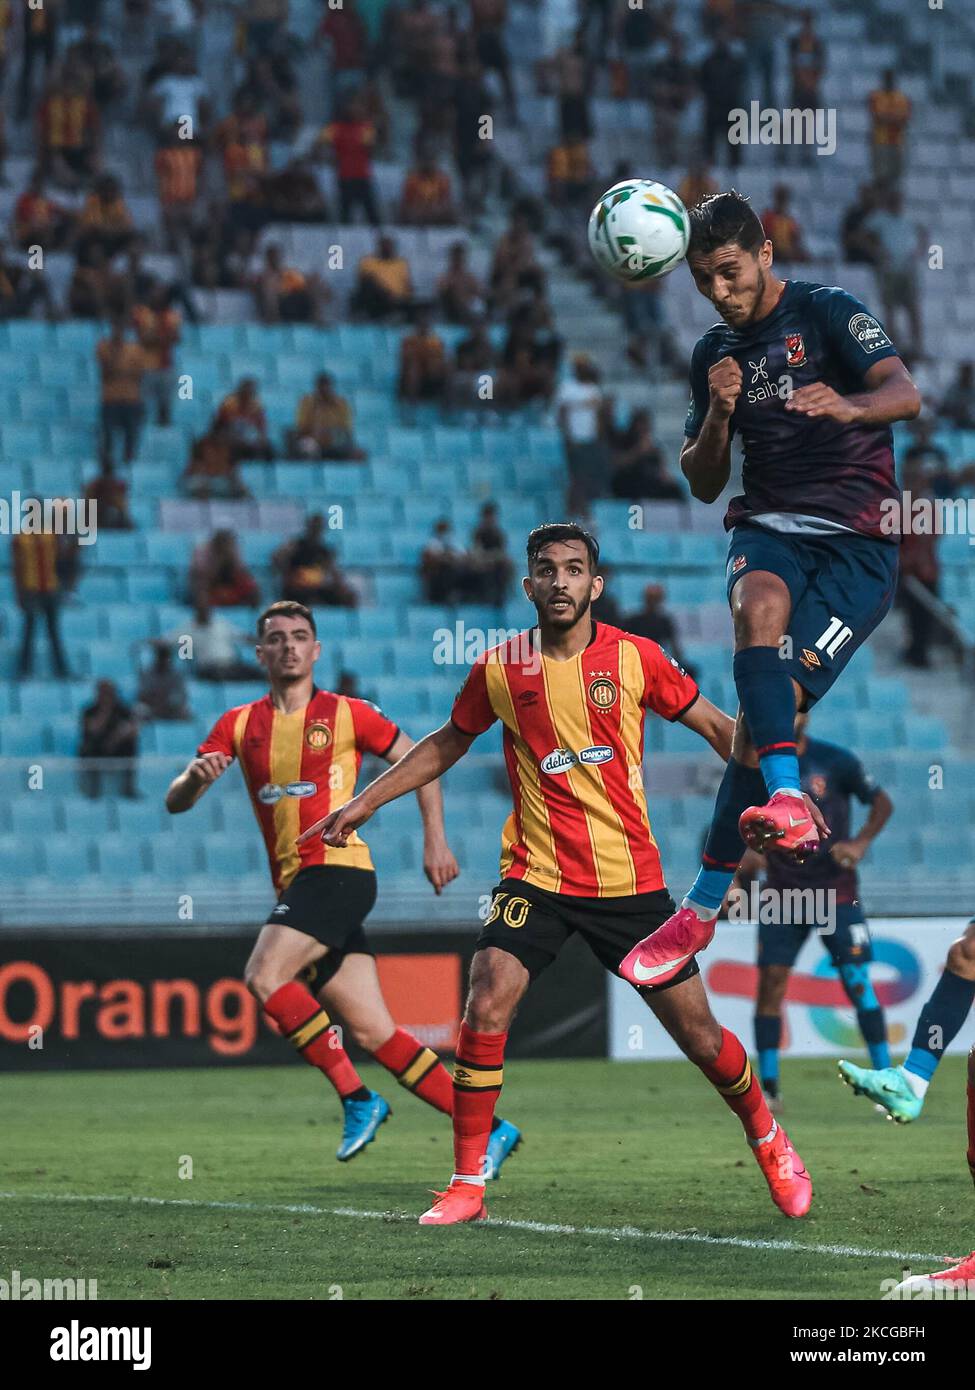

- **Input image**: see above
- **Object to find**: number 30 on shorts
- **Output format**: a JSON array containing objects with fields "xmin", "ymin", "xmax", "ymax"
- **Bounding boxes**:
[{"xmin": 486, "ymin": 892, "xmax": 532, "ymax": 929}]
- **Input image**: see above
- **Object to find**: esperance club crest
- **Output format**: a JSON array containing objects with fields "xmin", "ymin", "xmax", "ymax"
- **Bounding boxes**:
[
  {"xmin": 588, "ymin": 675, "xmax": 618, "ymax": 709},
  {"xmin": 305, "ymin": 721, "xmax": 332, "ymax": 750}
]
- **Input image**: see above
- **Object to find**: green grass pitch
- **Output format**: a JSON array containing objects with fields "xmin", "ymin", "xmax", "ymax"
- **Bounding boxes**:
[{"xmin": 2, "ymin": 1057, "xmax": 970, "ymax": 1300}]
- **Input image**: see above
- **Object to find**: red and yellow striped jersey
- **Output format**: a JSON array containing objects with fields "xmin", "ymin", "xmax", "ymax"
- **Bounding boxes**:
[
  {"xmin": 198, "ymin": 687, "xmax": 399, "ymax": 893},
  {"xmin": 451, "ymin": 622, "xmax": 699, "ymax": 898}
]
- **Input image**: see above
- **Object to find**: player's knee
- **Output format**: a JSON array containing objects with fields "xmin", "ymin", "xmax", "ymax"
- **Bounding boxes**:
[
  {"xmin": 680, "ymin": 1021, "xmax": 724, "ymax": 1068},
  {"xmin": 465, "ymin": 983, "xmax": 513, "ymax": 1034},
  {"xmin": 244, "ymin": 962, "xmax": 279, "ymax": 1005},
  {"xmin": 947, "ymin": 930, "xmax": 975, "ymax": 980},
  {"xmin": 733, "ymin": 590, "xmax": 789, "ymax": 647},
  {"xmin": 350, "ymin": 1020, "xmax": 395, "ymax": 1054}
]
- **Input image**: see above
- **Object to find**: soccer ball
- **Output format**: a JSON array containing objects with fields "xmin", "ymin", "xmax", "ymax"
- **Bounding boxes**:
[{"xmin": 587, "ymin": 179, "xmax": 691, "ymax": 283}]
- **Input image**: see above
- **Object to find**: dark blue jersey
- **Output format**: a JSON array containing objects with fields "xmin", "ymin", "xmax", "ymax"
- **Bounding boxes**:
[
  {"xmin": 764, "ymin": 736, "xmax": 881, "ymax": 903},
  {"xmin": 685, "ymin": 280, "xmax": 901, "ymax": 539}
]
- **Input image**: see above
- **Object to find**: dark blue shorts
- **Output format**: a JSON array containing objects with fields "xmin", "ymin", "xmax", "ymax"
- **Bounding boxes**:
[
  {"xmin": 758, "ymin": 900, "xmax": 872, "ymax": 969},
  {"xmin": 725, "ymin": 523, "xmax": 899, "ymax": 703}
]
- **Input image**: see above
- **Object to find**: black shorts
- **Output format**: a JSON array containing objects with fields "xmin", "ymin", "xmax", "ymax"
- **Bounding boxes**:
[
  {"xmin": 475, "ymin": 877, "xmax": 699, "ymax": 991},
  {"xmin": 266, "ymin": 865, "xmax": 376, "ymax": 986}
]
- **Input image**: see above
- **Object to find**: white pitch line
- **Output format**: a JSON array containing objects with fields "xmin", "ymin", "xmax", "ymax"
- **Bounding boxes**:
[{"xmin": 0, "ymin": 1191, "xmax": 949, "ymax": 1265}]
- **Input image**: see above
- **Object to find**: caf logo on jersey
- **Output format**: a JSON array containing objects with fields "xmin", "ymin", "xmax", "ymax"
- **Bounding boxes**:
[
  {"xmin": 305, "ymin": 722, "xmax": 332, "ymax": 750},
  {"xmin": 785, "ymin": 332, "xmax": 806, "ymax": 367},
  {"xmin": 588, "ymin": 675, "xmax": 618, "ymax": 709}
]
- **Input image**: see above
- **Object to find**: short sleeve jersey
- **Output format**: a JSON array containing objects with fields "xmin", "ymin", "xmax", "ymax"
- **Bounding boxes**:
[
  {"xmin": 685, "ymin": 280, "xmax": 901, "ymax": 538},
  {"xmin": 451, "ymin": 621, "xmax": 700, "ymax": 897},
  {"xmin": 197, "ymin": 687, "xmax": 398, "ymax": 893}
]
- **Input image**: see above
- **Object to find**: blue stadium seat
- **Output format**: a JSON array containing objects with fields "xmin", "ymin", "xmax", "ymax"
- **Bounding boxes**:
[
  {"xmin": 0, "ymin": 837, "xmax": 45, "ymax": 878},
  {"xmin": 147, "ymin": 838, "xmax": 202, "ymax": 878},
  {"xmin": 6, "ymin": 796, "xmax": 62, "ymax": 836},
  {"xmin": 41, "ymin": 838, "xmax": 94, "ymax": 880},
  {"xmin": 202, "ymin": 834, "xmax": 263, "ymax": 877},
  {"xmin": 96, "ymin": 835, "xmax": 148, "ymax": 878},
  {"xmin": 126, "ymin": 570, "xmax": 175, "ymax": 604},
  {"xmin": 334, "ymin": 639, "xmax": 392, "ymax": 678}
]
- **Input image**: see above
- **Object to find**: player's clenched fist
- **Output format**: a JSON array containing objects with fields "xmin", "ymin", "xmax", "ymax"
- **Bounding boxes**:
[
  {"xmin": 187, "ymin": 752, "xmax": 232, "ymax": 785},
  {"xmin": 708, "ymin": 355, "xmax": 742, "ymax": 418}
]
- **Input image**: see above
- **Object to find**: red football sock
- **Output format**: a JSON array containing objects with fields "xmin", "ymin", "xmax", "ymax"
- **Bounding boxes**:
[
  {"xmin": 452, "ymin": 1022, "xmax": 507, "ymax": 1181},
  {"xmin": 698, "ymin": 1027, "xmax": 774, "ymax": 1143},
  {"xmin": 967, "ymin": 1080, "xmax": 975, "ymax": 1188},
  {"xmin": 372, "ymin": 1028, "xmax": 453, "ymax": 1115},
  {"xmin": 264, "ymin": 981, "xmax": 364, "ymax": 1100}
]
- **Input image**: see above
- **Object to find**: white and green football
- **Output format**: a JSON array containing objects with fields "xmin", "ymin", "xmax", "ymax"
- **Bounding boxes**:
[{"xmin": 587, "ymin": 179, "xmax": 691, "ymax": 283}]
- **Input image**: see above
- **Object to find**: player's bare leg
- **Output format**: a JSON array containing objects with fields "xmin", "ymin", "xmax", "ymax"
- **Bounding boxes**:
[
  {"xmin": 755, "ymin": 963, "xmax": 791, "ymax": 1110},
  {"xmin": 244, "ymin": 924, "xmax": 375, "ymax": 1142},
  {"xmin": 320, "ymin": 953, "xmax": 456, "ymax": 1119},
  {"xmin": 644, "ymin": 971, "xmax": 812, "ymax": 1217},
  {"xmin": 420, "ymin": 947, "xmax": 529, "ymax": 1225}
]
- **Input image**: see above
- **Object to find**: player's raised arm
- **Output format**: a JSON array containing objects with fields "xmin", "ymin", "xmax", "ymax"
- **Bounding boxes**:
[
  {"xmin": 165, "ymin": 751, "xmax": 233, "ymax": 813},
  {"xmin": 680, "ymin": 351, "xmax": 739, "ymax": 503},
  {"xmin": 677, "ymin": 693, "xmax": 735, "ymax": 761},
  {"xmin": 786, "ymin": 356, "xmax": 920, "ymax": 425},
  {"xmin": 297, "ymin": 720, "xmax": 475, "ymax": 847},
  {"xmin": 381, "ymin": 729, "xmax": 460, "ymax": 894}
]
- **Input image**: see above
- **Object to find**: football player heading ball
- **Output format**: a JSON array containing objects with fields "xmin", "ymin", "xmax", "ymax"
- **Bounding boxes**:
[{"xmin": 619, "ymin": 189, "xmax": 921, "ymax": 993}]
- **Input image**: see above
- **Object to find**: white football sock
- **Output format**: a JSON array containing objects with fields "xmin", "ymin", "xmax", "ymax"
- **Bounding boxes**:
[
  {"xmin": 900, "ymin": 1068, "xmax": 930, "ymax": 1098},
  {"xmin": 451, "ymin": 1173, "xmax": 486, "ymax": 1188},
  {"xmin": 682, "ymin": 897, "xmax": 720, "ymax": 922}
]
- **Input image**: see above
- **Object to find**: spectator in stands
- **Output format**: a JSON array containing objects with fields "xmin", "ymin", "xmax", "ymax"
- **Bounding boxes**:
[
  {"xmin": 154, "ymin": 130, "xmax": 203, "ymax": 252},
  {"xmin": 610, "ymin": 407, "xmax": 684, "ymax": 501},
  {"xmin": 399, "ymin": 148, "xmax": 456, "ymax": 226},
  {"xmin": 939, "ymin": 363, "xmax": 975, "ymax": 431},
  {"xmin": 499, "ymin": 306, "xmax": 558, "ymax": 408},
  {"xmin": 552, "ymin": 29, "xmax": 590, "ymax": 141},
  {"xmin": 135, "ymin": 641, "xmax": 191, "ymax": 722},
  {"xmin": 468, "ymin": 502, "xmax": 514, "ymax": 606},
  {"xmin": 214, "ymin": 377, "xmax": 274, "ymax": 461},
  {"xmin": 438, "ymin": 240, "xmax": 486, "ymax": 324},
  {"xmin": 242, "ymin": 0, "xmax": 289, "ymax": 55},
  {"xmin": 79, "ymin": 680, "xmax": 139, "ymax": 800},
  {"xmin": 448, "ymin": 318, "xmax": 495, "ymax": 410},
  {"xmin": 841, "ymin": 183, "xmax": 881, "ymax": 266},
  {"xmin": 316, "ymin": 91, "xmax": 380, "ymax": 226},
  {"xmin": 97, "ymin": 317, "xmax": 147, "ymax": 467},
  {"xmin": 240, "ymin": 48, "xmax": 302, "ymax": 141},
  {"xmin": 453, "ymin": 53, "xmax": 492, "ymax": 220},
  {"xmin": 68, "ymin": 242, "xmax": 118, "ymax": 318},
  {"xmin": 902, "ymin": 416, "xmax": 956, "ymax": 495},
  {"xmin": 897, "ymin": 451, "xmax": 940, "ymax": 669},
  {"xmin": 788, "ymin": 10, "xmax": 824, "ymax": 116},
  {"xmin": 490, "ymin": 209, "xmax": 544, "ymax": 314},
  {"xmin": 13, "ymin": 526, "xmax": 70, "ymax": 679},
  {"xmin": 470, "ymin": 0, "xmax": 516, "ymax": 119},
  {"xmin": 18, "ymin": 0, "xmax": 59, "ymax": 120},
  {"xmin": 649, "ymin": 34, "xmax": 694, "ymax": 168},
  {"xmin": 399, "ymin": 311, "xmax": 449, "ymax": 404},
  {"xmin": 352, "ymin": 234, "xmax": 415, "ymax": 321},
  {"xmin": 677, "ymin": 162, "xmax": 718, "ymax": 212},
  {"xmin": 37, "ymin": 67, "xmax": 101, "ymax": 187},
  {"xmin": 182, "ymin": 422, "xmax": 251, "ymax": 500},
  {"xmin": 420, "ymin": 517, "xmax": 471, "ymax": 604},
  {"xmin": 0, "ymin": 239, "xmax": 57, "ymax": 319},
  {"xmin": 555, "ymin": 353, "xmax": 611, "ymax": 513},
  {"xmin": 623, "ymin": 582, "xmax": 695, "ymax": 676},
  {"xmin": 132, "ymin": 281, "xmax": 181, "ymax": 428},
  {"xmin": 336, "ymin": 669, "xmax": 360, "ymax": 698},
  {"xmin": 738, "ymin": 0, "xmax": 782, "ymax": 112},
  {"xmin": 262, "ymin": 155, "xmax": 330, "ymax": 223},
  {"xmin": 216, "ymin": 88, "xmax": 270, "ymax": 233},
  {"xmin": 84, "ymin": 457, "xmax": 133, "ymax": 529},
  {"xmin": 12, "ymin": 169, "xmax": 74, "ymax": 249},
  {"xmin": 190, "ymin": 530, "xmax": 261, "ymax": 609},
  {"xmin": 547, "ymin": 137, "xmax": 595, "ymax": 209},
  {"xmin": 290, "ymin": 372, "xmax": 367, "ymax": 460},
  {"xmin": 613, "ymin": 0, "xmax": 658, "ymax": 94},
  {"xmin": 147, "ymin": 44, "xmax": 209, "ymax": 141},
  {"xmin": 316, "ymin": 0, "xmax": 369, "ymax": 110},
  {"xmin": 166, "ymin": 600, "xmax": 264, "ymax": 682},
  {"xmin": 869, "ymin": 68, "xmax": 911, "ymax": 188},
  {"xmin": 388, "ymin": 0, "xmax": 442, "ymax": 98},
  {"xmin": 863, "ymin": 186, "xmax": 924, "ymax": 359},
  {"xmin": 619, "ymin": 278, "xmax": 680, "ymax": 374},
  {"xmin": 699, "ymin": 28, "xmax": 747, "ymax": 169},
  {"xmin": 273, "ymin": 515, "xmax": 359, "ymax": 608},
  {"xmin": 67, "ymin": 21, "xmax": 127, "ymax": 110},
  {"xmin": 255, "ymin": 243, "xmax": 327, "ymax": 324},
  {"xmin": 77, "ymin": 174, "xmax": 135, "ymax": 259},
  {"xmin": 761, "ymin": 184, "xmax": 808, "ymax": 264}
]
